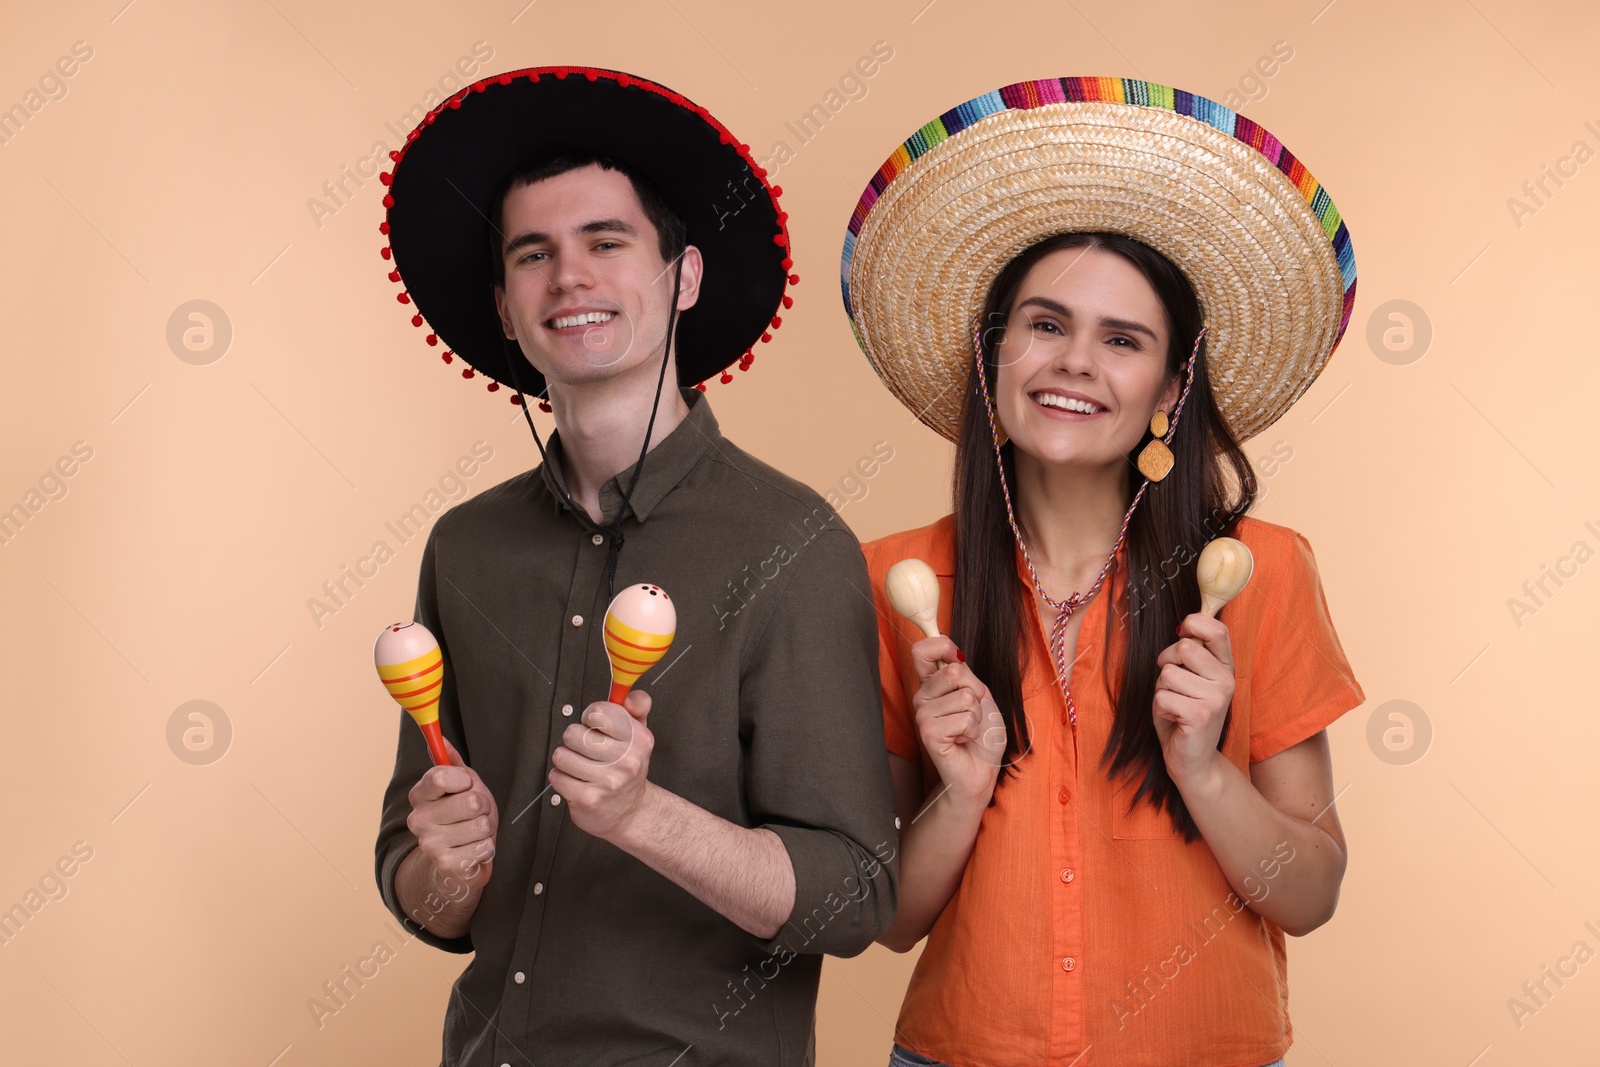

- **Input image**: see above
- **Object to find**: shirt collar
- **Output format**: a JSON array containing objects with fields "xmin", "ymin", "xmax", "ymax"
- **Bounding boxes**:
[{"xmin": 538, "ymin": 387, "xmax": 720, "ymax": 525}]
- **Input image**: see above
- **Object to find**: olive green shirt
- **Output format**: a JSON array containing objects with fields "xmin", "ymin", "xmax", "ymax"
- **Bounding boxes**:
[{"xmin": 374, "ymin": 388, "xmax": 899, "ymax": 1066}]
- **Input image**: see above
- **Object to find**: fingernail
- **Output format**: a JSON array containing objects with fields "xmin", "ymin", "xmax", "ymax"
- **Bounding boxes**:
[{"xmin": 955, "ymin": 647, "xmax": 966, "ymax": 663}]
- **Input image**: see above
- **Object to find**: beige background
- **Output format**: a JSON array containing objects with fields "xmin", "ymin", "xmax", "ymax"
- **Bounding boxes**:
[{"xmin": 2, "ymin": 0, "xmax": 1596, "ymax": 1063}]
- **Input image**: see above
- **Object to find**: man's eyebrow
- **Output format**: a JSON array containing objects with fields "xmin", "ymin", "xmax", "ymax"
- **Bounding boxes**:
[
  {"xmin": 502, "ymin": 218, "xmax": 639, "ymax": 258},
  {"xmin": 1016, "ymin": 295, "xmax": 1159, "ymax": 341}
]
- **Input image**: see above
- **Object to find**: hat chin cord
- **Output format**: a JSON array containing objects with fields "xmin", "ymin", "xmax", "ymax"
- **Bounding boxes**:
[{"xmin": 502, "ymin": 252, "xmax": 685, "ymax": 599}]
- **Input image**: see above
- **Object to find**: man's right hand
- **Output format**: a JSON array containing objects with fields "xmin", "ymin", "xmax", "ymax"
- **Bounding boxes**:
[{"xmin": 406, "ymin": 737, "xmax": 498, "ymax": 893}]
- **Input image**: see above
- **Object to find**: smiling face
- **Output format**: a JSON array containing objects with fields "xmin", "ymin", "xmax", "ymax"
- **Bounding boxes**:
[
  {"xmin": 992, "ymin": 245, "xmax": 1180, "ymax": 475},
  {"xmin": 492, "ymin": 164, "xmax": 701, "ymax": 389}
]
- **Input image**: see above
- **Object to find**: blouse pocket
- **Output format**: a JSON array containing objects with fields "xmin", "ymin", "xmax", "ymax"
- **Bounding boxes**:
[
  {"xmin": 1109, "ymin": 778, "xmax": 1186, "ymax": 840},
  {"xmin": 1109, "ymin": 681, "xmax": 1251, "ymax": 840}
]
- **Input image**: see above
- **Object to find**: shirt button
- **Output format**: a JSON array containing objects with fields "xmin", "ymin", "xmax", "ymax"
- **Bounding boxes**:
[
  {"xmin": 571, "ymin": 614, "xmax": 584, "ymax": 627},
  {"xmin": 533, "ymin": 883, "xmax": 543, "ymax": 895},
  {"xmin": 894, "ymin": 817, "xmax": 901, "ymax": 830},
  {"xmin": 1062, "ymin": 956, "xmax": 1077, "ymax": 972},
  {"xmin": 1058, "ymin": 787, "xmax": 1069, "ymax": 804},
  {"xmin": 591, "ymin": 533, "xmax": 605, "ymax": 546},
  {"xmin": 1061, "ymin": 868, "xmax": 1075, "ymax": 884},
  {"xmin": 551, "ymin": 794, "xmax": 562, "ymax": 806},
  {"xmin": 561, "ymin": 704, "xmax": 574, "ymax": 716},
  {"xmin": 514, "ymin": 971, "xmax": 525, "ymax": 984}
]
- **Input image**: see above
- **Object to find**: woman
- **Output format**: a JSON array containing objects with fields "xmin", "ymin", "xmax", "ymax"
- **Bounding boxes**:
[{"xmin": 841, "ymin": 78, "xmax": 1365, "ymax": 1066}]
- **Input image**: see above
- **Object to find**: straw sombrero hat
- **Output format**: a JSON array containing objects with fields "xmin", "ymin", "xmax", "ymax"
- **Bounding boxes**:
[{"xmin": 841, "ymin": 76, "xmax": 1356, "ymax": 444}]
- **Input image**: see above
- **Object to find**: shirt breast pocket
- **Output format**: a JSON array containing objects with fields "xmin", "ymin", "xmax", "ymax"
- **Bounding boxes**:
[{"xmin": 1109, "ymin": 681, "xmax": 1251, "ymax": 840}]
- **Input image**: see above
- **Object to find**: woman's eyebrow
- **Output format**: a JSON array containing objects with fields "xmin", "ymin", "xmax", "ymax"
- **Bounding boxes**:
[{"xmin": 1017, "ymin": 295, "xmax": 1158, "ymax": 341}]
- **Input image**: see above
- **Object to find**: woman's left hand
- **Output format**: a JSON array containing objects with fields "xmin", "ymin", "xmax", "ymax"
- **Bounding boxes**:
[{"xmin": 1153, "ymin": 613, "xmax": 1237, "ymax": 789}]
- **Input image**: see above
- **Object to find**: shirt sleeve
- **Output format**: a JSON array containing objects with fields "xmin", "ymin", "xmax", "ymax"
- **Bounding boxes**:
[
  {"xmin": 1247, "ymin": 531, "xmax": 1367, "ymax": 763},
  {"xmin": 373, "ymin": 524, "xmax": 474, "ymax": 954},
  {"xmin": 739, "ymin": 526, "xmax": 901, "ymax": 959}
]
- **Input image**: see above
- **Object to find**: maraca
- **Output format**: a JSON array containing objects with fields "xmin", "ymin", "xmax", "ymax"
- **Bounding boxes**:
[
  {"xmin": 374, "ymin": 621, "xmax": 449, "ymax": 766},
  {"xmin": 602, "ymin": 583, "xmax": 676, "ymax": 704},
  {"xmin": 1196, "ymin": 536, "xmax": 1254, "ymax": 617},
  {"xmin": 885, "ymin": 558, "xmax": 942, "ymax": 638}
]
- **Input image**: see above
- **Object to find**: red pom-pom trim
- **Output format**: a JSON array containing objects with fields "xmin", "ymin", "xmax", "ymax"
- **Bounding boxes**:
[
  {"xmin": 379, "ymin": 221, "xmax": 390, "ymax": 235},
  {"xmin": 720, "ymin": 370, "xmax": 733, "ymax": 384},
  {"xmin": 770, "ymin": 315, "xmax": 782, "ymax": 328},
  {"xmin": 782, "ymin": 295, "xmax": 793, "ymax": 308},
  {"xmin": 442, "ymin": 352, "xmax": 454, "ymax": 364},
  {"xmin": 397, "ymin": 292, "xmax": 411, "ymax": 304},
  {"xmin": 695, "ymin": 382, "xmax": 707, "ymax": 392},
  {"xmin": 411, "ymin": 314, "xmax": 424, "ymax": 326},
  {"xmin": 462, "ymin": 368, "xmax": 475, "ymax": 378},
  {"xmin": 487, "ymin": 381, "xmax": 500, "ymax": 392},
  {"xmin": 425, "ymin": 334, "xmax": 438, "ymax": 346},
  {"xmin": 760, "ymin": 332, "xmax": 772, "ymax": 343},
  {"xmin": 780, "ymin": 257, "xmax": 793, "ymax": 271},
  {"xmin": 788, "ymin": 274, "xmax": 800, "ymax": 285},
  {"xmin": 538, "ymin": 400, "xmax": 553, "ymax": 412},
  {"xmin": 381, "ymin": 247, "xmax": 392, "ymax": 260}
]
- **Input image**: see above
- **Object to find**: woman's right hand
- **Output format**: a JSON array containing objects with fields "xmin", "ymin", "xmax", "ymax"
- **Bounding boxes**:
[{"xmin": 910, "ymin": 636, "xmax": 1008, "ymax": 806}]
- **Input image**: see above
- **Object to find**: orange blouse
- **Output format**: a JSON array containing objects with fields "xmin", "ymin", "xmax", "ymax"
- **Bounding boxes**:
[{"xmin": 862, "ymin": 514, "xmax": 1366, "ymax": 1067}]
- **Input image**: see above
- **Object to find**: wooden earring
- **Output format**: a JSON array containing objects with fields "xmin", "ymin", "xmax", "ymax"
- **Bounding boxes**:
[{"xmin": 1137, "ymin": 409, "xmax": 1174, "ymax": 481}]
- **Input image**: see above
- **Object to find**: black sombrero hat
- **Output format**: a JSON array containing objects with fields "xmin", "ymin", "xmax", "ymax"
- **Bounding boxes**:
[{"xmin": 380, "ymin": 65, "xmax": 797, "ymax": 406}]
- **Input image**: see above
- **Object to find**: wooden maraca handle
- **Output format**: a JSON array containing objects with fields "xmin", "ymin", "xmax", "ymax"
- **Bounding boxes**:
[{"xmin": 1196, "ymin": 537, "xmax": 1254, "ymax": 618}]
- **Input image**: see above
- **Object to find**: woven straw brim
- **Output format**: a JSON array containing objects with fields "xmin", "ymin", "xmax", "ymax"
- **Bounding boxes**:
[{"xmin": 846, "ymin": 101, "xmax": 1349, "ymax": 444}]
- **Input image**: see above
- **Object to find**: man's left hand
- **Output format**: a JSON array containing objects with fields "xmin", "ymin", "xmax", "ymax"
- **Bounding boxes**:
[{"xmin": 550, "ymin": 689, "xmax": 655, "ymax": 840}]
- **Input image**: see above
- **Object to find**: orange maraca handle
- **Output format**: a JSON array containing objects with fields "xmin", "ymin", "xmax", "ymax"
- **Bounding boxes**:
[{"xmin": 417, "ymin": 719, "xmax": 450, "ymax": 767}]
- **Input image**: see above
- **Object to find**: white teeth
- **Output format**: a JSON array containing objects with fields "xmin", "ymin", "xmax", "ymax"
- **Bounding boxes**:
[
  {"xmin": 1034, "ymin": 392, "xmax": 1103, "ymax": 414},
  {"xmin": 550, "ymin": 311, "xmax": 616, "ymax": 329}
]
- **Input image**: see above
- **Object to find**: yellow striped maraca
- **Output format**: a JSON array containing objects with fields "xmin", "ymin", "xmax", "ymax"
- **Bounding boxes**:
[
  {"xmin": 374, "ymin": 621, "xmax": 449, "ymax": 766},
  {"xmin": 602, "ymin": 584, "xmax": 676, "ymax": 704}
]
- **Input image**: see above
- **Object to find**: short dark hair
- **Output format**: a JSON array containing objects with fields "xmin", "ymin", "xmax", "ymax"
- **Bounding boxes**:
[{"xmin": 488, "ymin": 152, "xmax": 687, "ymax": 286}]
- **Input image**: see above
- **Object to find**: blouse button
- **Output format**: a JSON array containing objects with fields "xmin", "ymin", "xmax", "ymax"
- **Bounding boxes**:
[
  {"xmin": 1062, "ymin": 956, "xmax": 1077, "ymax": 972},
  {"xmin": 1057, "ymin": 786, "xmax": 1069, "ymax": 804},
  {"xmin": 591, "ymin": 533, "xmax": 605, "ymax": 546},
  {"xmin": 1060, "ymin": 868, "xmax": 1075, "ymax": 884},
  {"xmin": 561, "ymin": 704, "xmax": 574, "ymax": 716},
  {"xmin": 551, "ymin": 794, "xmax": 562, "ymax": 806},
  {"xmin": 514, "ymin": 971, "xmax": 526, "ymax": 984},
  {"xmin": 571, "ymin": 614, "xmax": 584, "ymax": 627}
]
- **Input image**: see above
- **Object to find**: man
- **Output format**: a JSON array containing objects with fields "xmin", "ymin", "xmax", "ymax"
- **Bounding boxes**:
[{"xmin": 372, "ymin": 66, "xmax": 898, "ymax": 1066}]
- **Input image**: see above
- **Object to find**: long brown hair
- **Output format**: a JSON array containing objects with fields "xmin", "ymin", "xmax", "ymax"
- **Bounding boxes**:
[{"xmin": 950, "ymin": 232, "xmax": 1258, "ymax": 841}]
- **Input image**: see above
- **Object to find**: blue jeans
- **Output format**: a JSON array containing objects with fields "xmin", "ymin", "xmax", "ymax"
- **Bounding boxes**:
[{"xmin": 890, "ymin": 1047, "xmax": 1284, "ymax": 1067}]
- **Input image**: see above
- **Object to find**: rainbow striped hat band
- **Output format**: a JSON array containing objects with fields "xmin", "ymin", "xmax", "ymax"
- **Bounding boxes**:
[{"xmin": 841, "ymin": 75, "xmax": 1357, "ymax": 444}]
